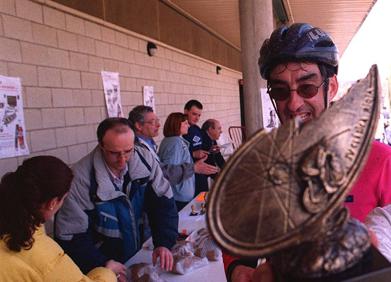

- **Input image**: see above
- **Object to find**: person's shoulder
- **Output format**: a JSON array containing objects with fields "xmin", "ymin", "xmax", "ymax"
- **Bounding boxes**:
[
  {"xmin": 71, "ymin": 147, "xmax": 96, "ymax": 180},
  {"xmin": 372, "ymin": 140, "xmax": 391, "ymax": 150},
  {"xmin": 201, "ymin": 130, "xmax": 211, "ymax": 141},
  {"xmin": 17, "ymin": 228, "xmax": 65, "ymax": 274},
  {"xmin": 370, "ymin": 140, "xmax": 391, "ymax": 159},
  {"xmin": 160, "ymin": 136, "xmax": 182, "ymax": 150},
  {"xmin": 134, "ymin": 144, "xmax": 154, "ymax": 162},
  {"xmin": 135, "ymin": 139, "xmax": 151, "ymax": 152},
  {"xmin": 366, "ymin": 204, "xmax": 391, "ymax": 224},
  {"xmin": 188, "ymin": 124, "xmax": 201, "ymax": 134}
]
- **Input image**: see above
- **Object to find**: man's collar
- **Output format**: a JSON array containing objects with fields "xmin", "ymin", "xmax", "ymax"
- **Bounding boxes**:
[
  {"xmin": 136, "ymin": 135, "xmax": 156, "ymax": 150},
  {"xmin": 136, "ymin": 134, "xmax": 155, "ymax": 143},
  {"xmin": 206, "ymin": 130, "xmax": 214, "ymax": 140}
]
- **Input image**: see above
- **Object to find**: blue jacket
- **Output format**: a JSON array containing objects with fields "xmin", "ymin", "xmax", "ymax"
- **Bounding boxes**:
[
  {"xmin": 55, "ymin": 146, "xmax": 178, "ymax": 273},
  {"xmin": 158, "ymin": 136, "xmax": 195, "ymax": 202},
  {"xmin": 135, "ymin": 135, "xmax": 194, "ymax": 187}
]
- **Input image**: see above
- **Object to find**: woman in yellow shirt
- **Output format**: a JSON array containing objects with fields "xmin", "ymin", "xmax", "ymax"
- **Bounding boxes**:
[{"xmin": 0, "ymin": 156, "xmax": 117, "ymax": 282}]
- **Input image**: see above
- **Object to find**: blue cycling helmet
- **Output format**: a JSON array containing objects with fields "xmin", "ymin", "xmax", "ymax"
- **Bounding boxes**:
[{"xmin": 259, "ymin": 23, "xmax": 339, "ymax": 79}]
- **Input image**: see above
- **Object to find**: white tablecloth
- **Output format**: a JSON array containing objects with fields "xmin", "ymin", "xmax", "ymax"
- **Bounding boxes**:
[{"xmin": 125, "ymin": 194, "xmax": 227, "ymax": 282}]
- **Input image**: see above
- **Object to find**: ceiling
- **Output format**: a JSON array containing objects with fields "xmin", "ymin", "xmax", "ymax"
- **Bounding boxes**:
[{"xmin": 168, "ymin": 0, "xmax": 376, "ymax": 56}]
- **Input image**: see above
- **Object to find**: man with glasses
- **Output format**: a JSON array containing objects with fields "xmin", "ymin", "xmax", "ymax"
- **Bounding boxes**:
[
  {"xmin": 128, "ymin": 105, "xmax": 218, "ymax": 187},
  {"xmin": 55, "ymin": 118, "xmax": 178, "ymax": 281},
  {"xmin": 224, "ymin": 23, "xmax": 391, "ymax": 282},
  {"xmin": 128, "ymin": 105, "xmax": 161, "ymax": 160}
]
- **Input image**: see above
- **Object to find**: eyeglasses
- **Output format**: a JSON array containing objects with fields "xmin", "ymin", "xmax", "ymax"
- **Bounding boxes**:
[
  {"xmin": 102, "ymin": 147, "xmax": 134, "ymax": 159},
  {"xmin": 144, "ymin": 119, "xmax": 160, "ymax": 126},
  {"xmin": 267, "ymin": 80, "xmax": 326, "ymax": 101}
]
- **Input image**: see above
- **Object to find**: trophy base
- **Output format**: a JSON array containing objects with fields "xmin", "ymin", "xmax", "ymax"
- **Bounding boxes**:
[{"xmin": 273, "ymin": 246, "xmax": 391, "ymax": 282}]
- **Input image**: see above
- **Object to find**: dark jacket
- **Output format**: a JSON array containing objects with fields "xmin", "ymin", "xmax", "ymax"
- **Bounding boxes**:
[{"xmin": 183, "ymin": 124, "xmax": 203, "ymax": 155}]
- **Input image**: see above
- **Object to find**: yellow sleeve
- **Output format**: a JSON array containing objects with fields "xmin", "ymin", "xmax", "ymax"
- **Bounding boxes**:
[
  {"xmin": 44, "ymin": 253, "xmax": 116, "ymax": 282},
  {"xmin": 86, "ymin": 267, "xmax": 117, "ymax": 282}
]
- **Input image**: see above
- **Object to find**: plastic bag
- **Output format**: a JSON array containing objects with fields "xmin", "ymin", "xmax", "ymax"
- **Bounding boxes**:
[
  {"xmin": 127, "ymin": 263, "xmax": 166, "ymax": 282},
  {"xmin": 172, "ymin": 255, "xmax": 209, "ymax": 275},
  {"xmin": 191, "ymin": 228, "xmax": 222, "ymax": 261}
]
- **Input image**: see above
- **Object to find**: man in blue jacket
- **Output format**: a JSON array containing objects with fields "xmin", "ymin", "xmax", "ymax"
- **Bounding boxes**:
[
  {"xmin": 128, "ymin": 105, "xmax": 218, "ymax": 187},
  {"xmin": 55, "ymin": 118, "xmax": 178, "ymax": 280},
  {"xmin": 183, "ymin": 100, "xmax": 212, "ymax": 195}
]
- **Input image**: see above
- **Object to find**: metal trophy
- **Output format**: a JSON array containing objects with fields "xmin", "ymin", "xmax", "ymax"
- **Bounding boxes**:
[{"xmin": 207, "ymin": 65, "xmax": 390, "ymax": 280}]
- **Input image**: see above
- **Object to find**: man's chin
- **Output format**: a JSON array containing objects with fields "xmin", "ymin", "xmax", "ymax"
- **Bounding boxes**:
[
  {"xmin": 115, "ymin": 165, "xmax": 127, "ymax": 172},
  {"xmin": 293, "ymin": 114, "xmax": 313, "ymax": 124}
]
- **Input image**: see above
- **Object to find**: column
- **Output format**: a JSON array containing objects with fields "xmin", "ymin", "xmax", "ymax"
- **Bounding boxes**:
[{"xmin": 239, "ymin": 0, "xmax": 273, "ymax": 136}]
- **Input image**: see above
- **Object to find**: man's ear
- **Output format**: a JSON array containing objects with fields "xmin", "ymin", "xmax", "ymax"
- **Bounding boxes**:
[
  {"xmin": 134, "ymin": 121, "xmax": 143, "ymax": 132},
  {"xmin": 328, "ymin": 74, "xmax": 339, "ymax": 101}
]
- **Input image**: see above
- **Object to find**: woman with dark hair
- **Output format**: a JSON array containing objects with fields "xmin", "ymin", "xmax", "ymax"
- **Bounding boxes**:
[
  {"xmin": 158, "ymin": 112, "xmax": 195, "ymax": 211},
  {"xmin": 0, "ymin": 156, "xmax": 116, "ymax": 282}
]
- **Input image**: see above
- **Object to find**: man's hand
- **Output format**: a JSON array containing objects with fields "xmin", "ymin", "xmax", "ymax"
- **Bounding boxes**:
[
  {"xmin": 231, "ymin": 265, "xmax": 255, "ymax": 282},
  {"xmin": 105, "ymin": 259, "xmax": 127, "ymax": 282},
  {"xmin": 152, "ymin": 246, "xmax": 174, "ymax": 271},
  {"xmin": 192, "ymin": 149, "xmax": 208, "ymax": 160},
  {"xmin": 194, "ymin": 156, "xmax": 219, "ymax": 175}
]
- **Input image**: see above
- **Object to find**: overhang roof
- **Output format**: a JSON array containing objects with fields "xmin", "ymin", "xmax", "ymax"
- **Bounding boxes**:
[{"xmin": 168, "ymin": 0, "xmax": 376, "ymax": 56}]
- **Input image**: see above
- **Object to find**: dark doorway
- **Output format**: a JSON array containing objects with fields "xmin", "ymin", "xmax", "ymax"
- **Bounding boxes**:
[{"xmin": 239, "ymin": 79, "xmax": 246, "ymax": 127}]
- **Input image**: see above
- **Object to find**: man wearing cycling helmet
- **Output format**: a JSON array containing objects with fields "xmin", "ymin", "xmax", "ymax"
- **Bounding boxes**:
[{"xmin": 224, "ymin": 23, "xmax": 391, "ymax": 282}]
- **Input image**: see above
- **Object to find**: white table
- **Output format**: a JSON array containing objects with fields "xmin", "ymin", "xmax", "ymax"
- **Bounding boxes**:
[{"xmin": 126, "ymin": 193, "xmax": 227, "ymax": 282}]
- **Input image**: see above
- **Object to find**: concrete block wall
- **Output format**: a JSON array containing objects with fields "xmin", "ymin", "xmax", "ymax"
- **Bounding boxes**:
[{"xmin": 0, "ymin": 0, "xmax": 242, "ymax": 177}]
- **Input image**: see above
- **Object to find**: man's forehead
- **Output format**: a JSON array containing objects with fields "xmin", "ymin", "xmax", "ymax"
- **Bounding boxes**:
[
  {"xmin": 190, "ymin": 106, "xmax": 201, "ymax": 113},
  {"xmin": 270, "ymin": 62, "xmax": 321, "ymax": 80},
  {"xmin": 144, "ymin": 111, "xmax": 156, "ymax": 120},
  {"xmin": 102, "ymin": 127, "xmax": 133, "ymax": 144}
]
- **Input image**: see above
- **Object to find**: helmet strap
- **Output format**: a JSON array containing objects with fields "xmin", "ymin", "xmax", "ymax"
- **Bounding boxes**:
[
  {"xmin": 324, "ymin": 77, "xmax": 330, "ymax": 109},
  {"xmin": 269, "ymin": 94, "xmax": 283, "ymax": 126}
]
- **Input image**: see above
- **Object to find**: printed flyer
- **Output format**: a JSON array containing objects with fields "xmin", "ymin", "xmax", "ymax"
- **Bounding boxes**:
[
  {"xmin": 143, "ymin": 86, "xmax": 155, "ymax": 112},
  {"xmin": 101, "ymin": 71, "xmax": 123, "ymax": 117},
  {"xmin": 0, "ymin": 75, "xmax": 29, "ymax": 159},
  {"xmin": 260, "ymin": 87, "xmax": 279, "ymax": 132}
]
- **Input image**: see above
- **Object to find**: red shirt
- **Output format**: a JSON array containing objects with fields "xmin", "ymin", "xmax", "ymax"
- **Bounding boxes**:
[{"xmin": 345, "ymin": 141, "xmax": 391, "ymax": 222}]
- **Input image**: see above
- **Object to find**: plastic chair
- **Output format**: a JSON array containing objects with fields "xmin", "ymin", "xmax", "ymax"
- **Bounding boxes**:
[{"xmin": 228, "ymin": 126, "xmax": 246, "ymax": 150}]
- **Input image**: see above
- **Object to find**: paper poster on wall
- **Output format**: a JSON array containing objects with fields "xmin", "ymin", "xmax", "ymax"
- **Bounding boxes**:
[
  {"xmin": 101, "ymin": 71, "xmax": 123, "ymax": 117},
  {"xmin": 0, "ymin": 75, "xmax": 29, "ymax": 159},
  {"xmin": 143, "ymin": 86, "xmax": 155, "ymax": 112},
  {"xmin": 260, "ymin": 88, "xmax": 280, "ymax": 132}
]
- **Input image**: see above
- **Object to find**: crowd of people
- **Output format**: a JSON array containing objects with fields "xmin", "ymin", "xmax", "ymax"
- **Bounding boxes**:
[
  {"xmin": 0, "ymin": 98, "xmax": 226, "ymax": 281},
  {"xmin": 1, "ymin": 22, "xmax": 391, "ymax": 282}
]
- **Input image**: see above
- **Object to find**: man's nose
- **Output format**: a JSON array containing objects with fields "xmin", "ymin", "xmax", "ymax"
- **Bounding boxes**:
[
  {"xmin": 286, "ymin": 90, "xmax": 304, "ymax": 112},
  {"xmin": 118, "ymin": 155, "xmax": 128, "ymax": 165},
  {"xmin": 118, "ymin": 152, "xmax": 129, "ymax": 160}
]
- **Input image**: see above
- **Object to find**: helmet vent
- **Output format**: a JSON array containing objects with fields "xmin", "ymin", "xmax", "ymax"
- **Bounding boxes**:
[
  {"xmin": 281, "ymin": 29, "xmax": 289, "ymax": 40},
  {"xmin": 315, "ymin": 40, "xmax": 334, "ymax": 48}
]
